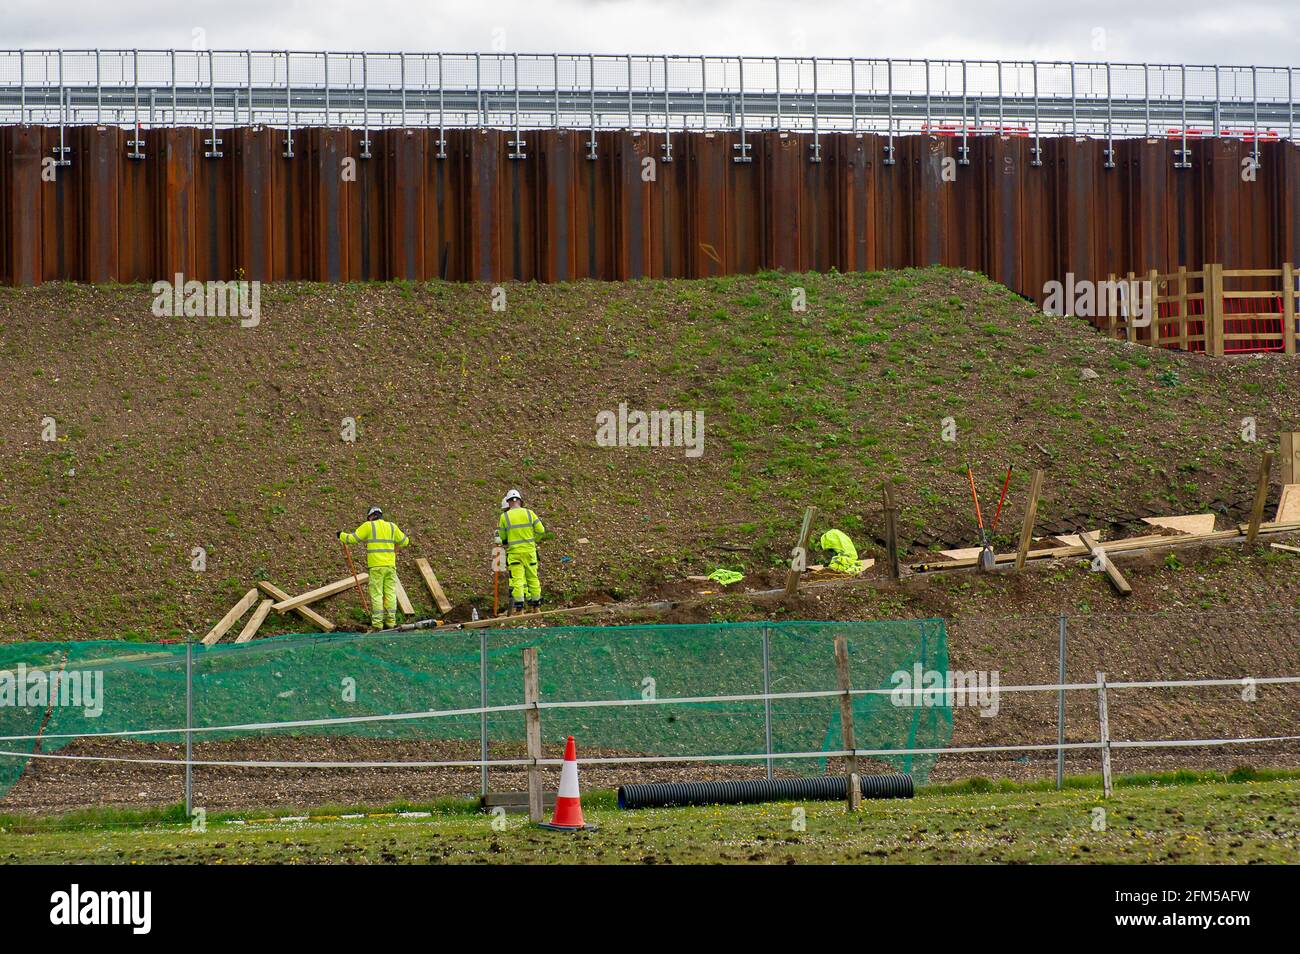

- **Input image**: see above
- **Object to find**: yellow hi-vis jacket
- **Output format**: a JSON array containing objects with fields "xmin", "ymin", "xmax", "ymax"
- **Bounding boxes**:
[
  {"xmin": 496, "ymin": 507, "xmax": 545, "ymax": 553},
  {"xmin": 340, "ymin": 519, "xmax": 410, "ymax": 568}
]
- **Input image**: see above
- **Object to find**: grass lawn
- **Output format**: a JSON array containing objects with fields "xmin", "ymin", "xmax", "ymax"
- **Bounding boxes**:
[{"xmin": 3, "ymin": 777, "xmax": 1297, "ymax": 864}]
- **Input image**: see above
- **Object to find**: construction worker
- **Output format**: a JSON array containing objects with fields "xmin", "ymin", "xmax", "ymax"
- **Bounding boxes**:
[
  {"xmin": 817, "ymin": 528, "xmax": 866, "ymax": 574},
  {"xmin": 496, "ymin": 489, "xmax": 545, "ymax": 614},
  {"xmin": 339, "ymin": 507, "xmax": 410, "ymax": 630}
]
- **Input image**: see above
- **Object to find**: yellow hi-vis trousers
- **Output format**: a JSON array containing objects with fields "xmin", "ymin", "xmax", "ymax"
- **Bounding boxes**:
[
  {"xmin": 507, "ymin": 550, "xmax": 541, "ymax": 608},
  {"xmin": 368, "ymin": 565, "xmax": 399, "ymax": 627}
]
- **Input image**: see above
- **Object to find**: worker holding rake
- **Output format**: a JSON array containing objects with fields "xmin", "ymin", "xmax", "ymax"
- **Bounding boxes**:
[
  {"xmin": 496, "ymin": 489, "xmax": 545, "ymax": 615},
  {"xmin": 339, "ymin": 507, "xmax": 410, "ymax": 630}
]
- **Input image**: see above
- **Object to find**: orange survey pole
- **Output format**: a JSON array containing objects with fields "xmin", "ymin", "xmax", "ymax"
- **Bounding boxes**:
[{"xmin": 340, "ymin": 537, "xmax": 370, "ymax": 613}]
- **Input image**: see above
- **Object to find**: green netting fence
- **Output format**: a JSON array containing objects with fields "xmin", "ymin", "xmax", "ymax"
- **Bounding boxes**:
[{"xmin": 0, "ymin": 619, "xmax": 951, "ymax": 802}]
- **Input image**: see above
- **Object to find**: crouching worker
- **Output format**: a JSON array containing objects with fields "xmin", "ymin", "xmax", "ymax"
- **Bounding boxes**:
[
  {"xmin": 817, "ymin": 528, "xmax": 869, "ymax": 574},
  {"xmin": 496, "ymin": 489, "xmax": 545, "ymax": 614},
  {"xmin": 339, "ymin": 506, "xmax": 410, "ymax": 629}
]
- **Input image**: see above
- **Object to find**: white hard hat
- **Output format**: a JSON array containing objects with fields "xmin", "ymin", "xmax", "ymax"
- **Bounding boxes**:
[
  {"xmin": 501, "ymin": 489, "xmax": 522, "ymax": 510},
  {"xmin": 367, "ymin": 506, "xmax": 383, "ymax": 518}
]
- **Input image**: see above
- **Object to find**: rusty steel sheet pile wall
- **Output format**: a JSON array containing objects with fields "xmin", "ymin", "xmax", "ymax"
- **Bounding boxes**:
[{"xmin": 3, "ymin": 125, "xmax": 1299, "ymax": 311}]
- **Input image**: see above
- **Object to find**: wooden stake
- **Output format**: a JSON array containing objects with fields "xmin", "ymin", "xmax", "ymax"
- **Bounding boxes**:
[
  {"xmin": 1283, "ymin": 263, "xmax": 1296, "ymax": 356},
  {"xmin": 202, "ymin": 588, "xmax": 260, "ymax": 646},
  {"xmin": 1176, "ymin": 265, "xmax": 1188, "ymax": 351},
  {"xmin": 783, "ymin": 506, "xmax": 817, "ymax": 600},
  {"xmin": 1245, "ymin": 450, "xmax": 1275, "ymax": 546},
  {"xmin": 882, "ymin": 484, "xmax": 901, "ymax": 580},
  {"xmin": 1015, "ymin": 468, "xmax": 1045, "ymax": 570},
  {"xmin": 1097, "ymin": 671, "xmax": 1112, "ymax": 798},
  {"xmin": 1147, "ymin": 268, "xmax": 1160, "ymax": 347},
  {"xmin": 1078, "ymin": 530, "xmax": 1132, "ymax": 597},
  {"xmin": 233, "ymin": 599, "xmax": 274, "ymax": 644},
  {"xmin": 522, "ymin": 647, "xmax": 544, "ymax": 823},
  {"xmin": 415, "ymin": 558, "xmax": 453, "ymax": 614},
  {"xmin": 1281, "ymin": 432, "xmax": 1300, "ymax": 486},
  {"xmin": 271, "ymin": 574, "xmax": 370, "ymax": 613},
  {"xmin": 258, "ymin": 581, "xmax": 336, "ymax": 632},
  {"xmin": 834, "ymin": 636, "xmax": 861, "ymax": 811},
  {"xmin": 1209, "ymin": 263, "xmax": 1226, "ymax": 357}
]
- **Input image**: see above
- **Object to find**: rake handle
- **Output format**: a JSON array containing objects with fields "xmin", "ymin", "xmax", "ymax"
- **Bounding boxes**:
[{"xmin": 340, "ymin": 537, "xmax": 370, "ymax": 612}]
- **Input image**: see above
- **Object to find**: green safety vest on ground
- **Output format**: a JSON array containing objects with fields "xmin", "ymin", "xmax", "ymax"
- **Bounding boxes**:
[
  {"xmin": 818, "ymin": 529, "xmax": 862, "ymax": 573},
  {"xmin": 340, "ymin": 519, "xmax": 410, "ymax": 568}
]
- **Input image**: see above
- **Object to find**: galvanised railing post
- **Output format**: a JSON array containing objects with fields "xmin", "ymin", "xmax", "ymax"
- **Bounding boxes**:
[
  {"xmin": 283, "ymin": 51, "xmax": 295, "ymax": 158},
  {"xmin": 586, "ymin": 53, "xmax": 597, "ymax": 160},
  {"xmin": 960, "ymin": 59, "xmax": 970, "ymax": 164},
  {"xmin": 359, "ymin": 51, "xmax": 370, "ymax": 158},
  {"xmin": 1104, "ymin": 62, "xmax": 1114, "ymax": 168},
  {"xmin": 810, "ymin": 56, "xmax": 821, "ymax": 162},
  {"xmin": 508, "ymin": 52, "xmax": 525, "ymax": 159},
  {"xmin": 1031, "ymin": 60, "xmax": 1041, "ymax": 165},
  {"xmin": 733, "ymin": 55, "xmax": 751, "ymax": 162},
  {"xmin": 661, "ymin": 54, "xmax": 672, "ymax": 162},
  {"xmin": 204, "ymin": 48, "xmax": 222, "ymax": 158},
  {"xmin": 436, "ymin": 52, "xmax": 447, "ymax": 158},
  {"xmin": 1176, "ymin": 63, "xmax": 1190, "ymax": 168},
  {"xmin": 885, "ymin": 58, "xmax": 895, "ymax": 164}
]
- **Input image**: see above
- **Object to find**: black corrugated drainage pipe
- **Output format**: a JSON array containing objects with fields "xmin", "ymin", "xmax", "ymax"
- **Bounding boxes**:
[{"xmin": 617, "ymin": 773, "xmax": 913, "ymax": 809}]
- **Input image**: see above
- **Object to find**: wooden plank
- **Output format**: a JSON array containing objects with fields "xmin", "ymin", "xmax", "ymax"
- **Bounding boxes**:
[
  {"xmin": 834, "ymin": 636, "xmax": 861, "ymax": 811},
  {"xmin": 1269, "ymin": 543, "xmax": 1300, "ymax": 555},
  {"xmin": 233, "ymin": 599, "xmax": 274, "ymax": 644},
  {"xmin": 202, "ymin": 588, "xmax": 260, "ymax": 646},
  {"xmin": 394, "ymin": 575, "xmax": 415, "ymax": 616},
  {"xmin": 1141, "ymin": 513, "xmax": 1216, "ymax": 535},
  {"xmin": 1015, "ymin": 468, "xmax": 1045, "ymax": 570},
  {"xmin": 1052, "ymin": 530, "xmax": 1105, "ymax": 548},
  {"xmin": 1277, "ymin": 483, "xmax": 1300, "ymax": 523},
  {"xmin": 415, "ymin": 558, "xmax": 452, "ymax": 614},
  {"xmin": 271, "ymin": 574, "xmax": 368, "ymax": 613},
  {"xmin": 459, "ymin": 602, "xmax": 604, "ymax": 630},
  {"xmin": 522, "ymin": 647, "xmax": 544, "ymax": 824},
  {"xmin": 939, "ymin": 546, "xmax": 985, "ymax": 560},
  {"xmin": 1246, "ymin": 451, "xmax": 1275, "ymax": 546},
  {"xmin": 783, "ymin": 506, "xmax": 817, "ymax": 599},
  {"xmin": 1078, "ymin": 530, "xmax": 1132, "ymax": 597},
  {"xmin": 258, "ymin": 580, "xmax": 337, "ymax": 632}
]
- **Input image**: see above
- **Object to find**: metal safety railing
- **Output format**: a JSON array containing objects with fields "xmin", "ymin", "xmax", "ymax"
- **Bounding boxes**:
[{"xmin": 1, "ymin": 51, "xmax": 1298, "ymax": 161}]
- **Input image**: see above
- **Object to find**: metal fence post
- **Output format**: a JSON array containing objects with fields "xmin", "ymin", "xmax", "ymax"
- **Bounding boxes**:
[
  {"xmin": 733, "ymin": 56, "xmax": 751, "ymax": 162},
  {"xmin": 358, "ymin": 52, "xmax": 369, "ymax": 158},
  {"xmin": 204, "ymin": 49, "xmax": 222, "ymax": 158},
  {"xmin": 1056, "ymin": 612, "xmax": 1066, "ymax": 790},
  {"xmin": 1097, "ymin": 670, "xmax": 1112, "ymax": 798},
  {"xmin": 762, "ymin": 625, "xmax": 773, "ymax": 780},
  {"xmin": 508, "ymin": 52, "xmax": 525, "ymax": 159},
  {"xmin": 885, "ymin": 58, "xmax": 896, "ymax": 164},
  {"xmin": 1031, "ymin": 60, "xmax": 1041, "ymax": 166},
  {"xmin": 810, "ymin": 57, "xmax": 821, "ymax": 162},
  {"xmin": 479, "ymin": 630, "xmax": 488, "ymax": 796},
  {"xmin": 185, "ymin": 639, "xmax": 193, "ymax": 818}
]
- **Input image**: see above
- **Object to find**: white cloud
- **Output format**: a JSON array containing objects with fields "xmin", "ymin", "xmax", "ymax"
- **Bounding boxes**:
[{"xmin": 3, "ymin": 0, "xmax": 1297, "ymax": 66}]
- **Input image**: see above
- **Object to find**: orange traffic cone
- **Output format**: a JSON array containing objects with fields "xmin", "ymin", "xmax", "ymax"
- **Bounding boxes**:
[{"xmin": 538, "ymin": 736, "xmax": 598, "ymax": 831}]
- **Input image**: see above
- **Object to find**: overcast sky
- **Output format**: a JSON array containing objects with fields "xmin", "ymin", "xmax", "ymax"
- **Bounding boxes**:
[{"xmin": 4, "ymin": 0, "xmax": 1297, "ymax": 66}]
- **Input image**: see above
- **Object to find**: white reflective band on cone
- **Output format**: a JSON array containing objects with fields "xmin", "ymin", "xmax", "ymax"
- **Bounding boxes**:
[{"xmin": 558, "ymin": 757, "xmax": 581, "ymax": 798}]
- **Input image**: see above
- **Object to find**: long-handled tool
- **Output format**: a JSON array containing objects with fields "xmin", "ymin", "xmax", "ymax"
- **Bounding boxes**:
[
  {"xmin": 339, "ymin": 537, "xmax": 370, "ymax": 614},
  {"xmin": 967, "ymin": 464, "xmax": 1013, "ymax": 572}
]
